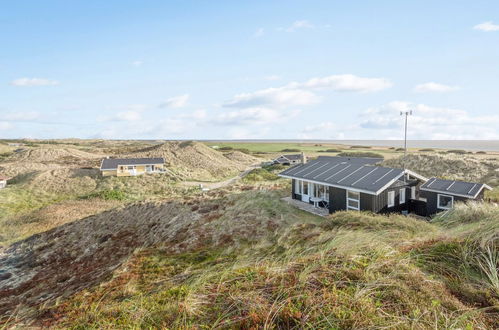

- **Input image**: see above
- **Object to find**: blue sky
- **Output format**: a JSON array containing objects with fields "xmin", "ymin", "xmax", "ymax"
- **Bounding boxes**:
[{"xmin": 1, "ymin": 0, "xmax": 499, "ymax": 140}]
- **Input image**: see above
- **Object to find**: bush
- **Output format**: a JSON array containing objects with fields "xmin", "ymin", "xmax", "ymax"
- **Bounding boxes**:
[
  {"xmin": 218, "ymin": 146, "xmax": 233, "ymax": 151},
  {"xmin": 395, "ymin": 148, "xmax": 405, "ymax": 151},
  {"xmin": 242, "ymin": 168, "xmax": 279, "ymax": 182},
  {"xmin": 337, "ymin": 151, "xmax": 384, "ymax": 159},
  {"xmin": 281, "ymin": 148, "xmax": 300, "ymax": 152},
  {"xmin": 446, "ymin": 149, "xmax": 467, "ymax": 154},
  {"xmin": 419, "ymin": 148, "xmax": 434, "ymax": 152},
  {"xmin": 82, "ymin": 190, "xmax": 126, "ymax": 201},
  {"xmin": 476, "ymin": 151, "xmax": 487, "ymax": 154},
  {"xmin": 350, "ymin": 145, "xmax": 371, "ymax": 149},
  {"xmin": 319, "ymin": 148, "xmax": 341, "ymax": 153}
]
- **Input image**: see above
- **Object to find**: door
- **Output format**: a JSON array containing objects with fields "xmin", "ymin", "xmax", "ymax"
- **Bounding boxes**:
[{"xmin": 301, "ymin": 181, "xmax": 310, "ymax": 202}]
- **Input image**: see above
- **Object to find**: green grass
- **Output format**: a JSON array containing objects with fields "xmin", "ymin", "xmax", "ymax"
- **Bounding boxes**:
[
  {"xmin": 204, "ymin": 142, "xmax": 345, "ymax": 153},
  {"xmin": 337, "ymin": 151, "xmax": 384, "ymax": 159}
]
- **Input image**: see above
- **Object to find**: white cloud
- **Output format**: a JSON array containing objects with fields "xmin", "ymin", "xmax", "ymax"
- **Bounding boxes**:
[
  {"xmin": 0, "ymin": 122, "xmax": 13, "ymax": 130},
  {"xmin": 359, "ymin": 101, "xmax": 499, "ymax": 139},
  {"xmin": 264, "ymin": 75, "xmax": 281, "ymax": 81},
  {"xmin": 281, "ymin": 20, "xmax": 314, "ymax": 32},
  {"xmin": 413, "ymin": 82, "xmax": 459, "ymax": 93},
  {"xmin": 132, "ymin": 60, "xmax": 143, "ymax": 67},
  {"xmin": 224, "ymin": 74, "xmax": 391, "ymax": 110},
  {"xmin": 10, "ymin": 78, "xmax": 59, "ymax": 86},
  {"xmin": 295, "ymin": 74, "xmax": 393, "ymax": 92},
  {"xmin": 253, "ymin": 28, "xmax": 264, "ymax": 38},
  {"xmin": 224, "ymin": 87, "xmax": 319, "ymax": 108},
  {"xmin": 98, "ymin": 105, "xmax": 147, "ymax": 122},
  {"xmin": 159, "ymin": 94, "xmax": 190, "ymax": 108},
  {"xmin": 473, "ymin": 21, "xmax": 499, "ymax": 32},
  {"xmin": 4, "ymin": 111, "xmax": 40, "ymax": 121},
  {"xmin": 214, "ymin": 107, "xmax": 282, "ymax": 125}
]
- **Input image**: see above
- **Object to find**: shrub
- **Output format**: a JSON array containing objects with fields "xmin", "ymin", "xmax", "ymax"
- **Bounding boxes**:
[
  {"xmin": 281, "ymin": 148, "xmax": 300, "ymax": 152},
  {"xmin": 350, "ymin": 145, "xmax": 371, "ymax": 149},
  {"xmin": 395, "ymin": 148, "xmax": 405, "ymax": 151},
  {"xmin": 419, "ymin": 148, "xmax": 434, "ymax": 152},
  {"xmin": 337, "ymin": 151, "xmax": 384, "ymax": 159},
  {"xmin": 218, "ymin": 146, "xmax": 233, "ymax": 151},
  {"xmin": 242, "ymin": 168, "xmax": 279, "ymax": 182},
  {"xmin": 82, "ymin": 190, "xmax": 126, "ymax": 201},
  {"xmin": 446, "ymin": 149, "xmax": 467, "ymax": 154},
  {"xmin": 236, "ymin": 148, "xmax": 251, "ymax": 154},
  {"xmin": 476, "ymin": 151, "xmax": 487, "ymax": 154}
]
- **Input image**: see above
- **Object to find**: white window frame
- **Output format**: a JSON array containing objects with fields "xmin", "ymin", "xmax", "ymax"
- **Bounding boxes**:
[
  {"xmin": 411, "ymin": 186, "xmax": 416, "ymax": 200},
  {"xmin": 387, "ymin": 191, "xmax": 395, "ymax": 207},
  {"xmin": 399, "ymin": 188, "xmax": 406, "ymax": 204},
  {"xmin": 346, "ymin": 190, "xmax": 360, "ymax": 210},
  {"xmin": 437, "ymin": 194, "xmax": 454, "ymax": 210},
  {"xmin": 295, "ymin": 179, "xmax": 302, "ymax": 194}
]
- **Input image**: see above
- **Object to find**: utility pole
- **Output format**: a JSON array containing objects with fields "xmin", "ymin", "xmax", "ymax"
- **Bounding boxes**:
[{"xmin": 400, "ymin": 110, "xmax": 412, "ymax": 180}]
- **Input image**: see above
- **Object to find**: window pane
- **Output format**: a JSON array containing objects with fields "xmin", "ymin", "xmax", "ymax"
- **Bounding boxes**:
[
  {"xmin": 347, "ymin": 191, "xmax": 359, "ymax": 200},
  {"xmin": 303, "ymin": 182, "xmax": 308, "ymax": 194},
  {"xmin": 348, "ymin": 200, "xmax": 359, "ymax": 208},
  {"xmin": 388, "ymin": 191, "xmax": 395, "ymax": 206},
  {"xmin": 438, "ymin": 195, "xmax": 453, "ymax": 208}
]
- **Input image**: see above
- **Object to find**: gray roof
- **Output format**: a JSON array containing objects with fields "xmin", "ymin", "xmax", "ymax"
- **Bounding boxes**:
[
  {"xmin": 279, "ymin": 157, "xmax": 407, "ymax": 195},
  {"xmin": 315, "ymin": 156, "xmax": 382, "ymax": 165},
  {"xmin": 277, "ymin": 154, "xmax": 302, "ymax": 161},
  {"xmin": 420, "ymin": 177, "xmax": 492, "ymax": 198},
  {"xmin": 100, "ymin": 158, "xmax": 165, "ymax": 170}
]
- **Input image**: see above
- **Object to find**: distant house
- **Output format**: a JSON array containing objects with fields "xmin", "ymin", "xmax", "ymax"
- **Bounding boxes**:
[
  {"xmin": 420, "ymin": 178, "xmax": 492, "ymax": 214},
  {"xmin": 0, "ymin": 176, "xmax": 9, "ymax": 189},
  {"xmin": 100, "ymin": 158, "xmax": 165, "ymax": 177},
  {"xmin": 7, "ymin": 142, "xmax": 24, "ymax": 147},
  {"xmin": 273, "ymin": 153, "xmax": 305, "ymax": 165},
  {"xmin": 279, "ymin": 156, "xmax": 427, "ymax": 214}
]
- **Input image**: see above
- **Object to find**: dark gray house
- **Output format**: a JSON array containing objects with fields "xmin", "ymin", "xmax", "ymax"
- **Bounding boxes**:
[
  {"xmin": 279, "ymin": 156, "xmax": 427, "ymax": 214},
  {"xmin": 273, "ymin": 154, "xmax": 304, "ymax": 165},
  {"xmin": 420, "ymin": 178, "xmax": 492, "ymax": 215}
]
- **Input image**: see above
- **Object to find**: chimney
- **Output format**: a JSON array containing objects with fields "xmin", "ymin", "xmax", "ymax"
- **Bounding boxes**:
[{"xmin": 301, "ymin": 152, "xmax": 307, "ymax": 164}]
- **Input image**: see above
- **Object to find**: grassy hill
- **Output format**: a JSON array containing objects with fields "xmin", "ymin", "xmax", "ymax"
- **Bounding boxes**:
[{"xmin": 21, "ymin": 196, "xmax": 497, "ymax": 329}]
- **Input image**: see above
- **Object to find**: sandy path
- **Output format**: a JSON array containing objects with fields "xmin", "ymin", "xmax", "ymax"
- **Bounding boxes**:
[{"xmin": 180, "ymin": 164, "xmax": 260, "ymax": 190}]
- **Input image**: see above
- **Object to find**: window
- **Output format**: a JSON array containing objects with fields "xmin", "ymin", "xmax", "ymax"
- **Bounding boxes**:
[
  {"xmin": 302, "ymin": 181, "xmax": 309, "ymax": 195},
  {"xmin": 399, "ymin": 188, "xmax": 406, "ymax": 204},
  {"xmin": 388, "ymin": 191, "xmax": 395, "ymax": 207},
  {"xmin": 437, "ymin": 194, "xmax": 454, "ymax": 210},
  {"xmin": 295, "ymin": 180, "xmax": 302, "ymax": 194},
  {"xmin": 411, "ymin": 186, "xmax": 416, "ymax": 200},
  {"xmin": 347, "ymin": 190, "xmax": 360, "ymax": 210}
]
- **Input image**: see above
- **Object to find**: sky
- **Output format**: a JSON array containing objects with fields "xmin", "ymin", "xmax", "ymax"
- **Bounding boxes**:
[{"xmin": 1, "ymin": 0, "xmax": 499, "ymax": 140}]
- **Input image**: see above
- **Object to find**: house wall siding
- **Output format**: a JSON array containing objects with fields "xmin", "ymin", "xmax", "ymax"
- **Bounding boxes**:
[
  {"xmin": 329, "ymin": 186, "xmax": 347, "ymax": 213},
  {"xmin": 422, "ymin": 190, "xmax": 471, "ymax": 215}
]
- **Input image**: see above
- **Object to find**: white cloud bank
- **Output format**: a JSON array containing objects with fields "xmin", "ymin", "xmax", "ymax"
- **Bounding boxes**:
[
  {"xmin": 224, "ymin": 74, "xmax": 392, "ymax": 109},
  {"xmin": 10, "ymin": 78, "xmax": 59, "ymax": 86},
  {"xmin": 359, "ymin": 101, "xmax": 499, "ymax": 139},
  {"xmin": 413, "ymin": 82, "xmax": 459, "ymax": 93},
  {"xmin": 473, "ymin": 21, "xmax": 499, "ymax": 32},
  {"xmin": 159, "ymin": 94, "xmax": 190, "ymax": 108}
]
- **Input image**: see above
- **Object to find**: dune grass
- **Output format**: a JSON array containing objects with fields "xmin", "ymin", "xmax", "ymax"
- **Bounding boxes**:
[{"xmin": 48, "ymin": 199, "xmax": 498, "ymax": 329}]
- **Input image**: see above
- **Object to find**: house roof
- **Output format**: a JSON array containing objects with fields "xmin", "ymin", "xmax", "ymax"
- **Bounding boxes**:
[
  {"xmin": 276, "ymin": 154, "xmax": 302, "ymax": 161},
  {"xmin": 420, "ymin": 177, "xmax": 492, "ymax": 199},
  {"xmin": 315, "ymin": 156, "xmax": 383, "ymax": 165},
  {"xmin": 100, "ymin": 157, "xmax": 165, "ymax": 170},
  {"xmin": 278, "ymin": 157, "xmax": 418, "ymax": 195}
]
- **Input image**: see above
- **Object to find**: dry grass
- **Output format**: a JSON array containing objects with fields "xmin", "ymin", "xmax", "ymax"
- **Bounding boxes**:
[{"xmin": 25, "ymin": 200, "xmax": 498, "ymax": 329}]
